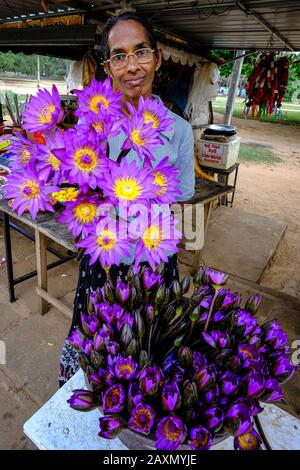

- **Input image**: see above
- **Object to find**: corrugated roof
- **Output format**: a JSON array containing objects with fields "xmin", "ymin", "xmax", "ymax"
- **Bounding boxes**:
[{"xmin": 0, "ymin": 1, "xmax": 300, "ymax": 51}]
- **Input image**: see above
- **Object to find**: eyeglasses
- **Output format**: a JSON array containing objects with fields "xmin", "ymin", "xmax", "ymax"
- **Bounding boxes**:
[{"xmin": 104, "ymin": 48, "xmax": 156, "ymax": 70}]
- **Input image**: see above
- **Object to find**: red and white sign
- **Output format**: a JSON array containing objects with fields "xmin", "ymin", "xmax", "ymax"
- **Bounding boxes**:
[{"xmin": 202, "ymin": 142, "xmax": 224, "ymax": 162}]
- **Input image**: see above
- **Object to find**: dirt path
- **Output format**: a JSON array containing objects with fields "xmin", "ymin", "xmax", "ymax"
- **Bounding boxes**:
[{"xmin": 215, "ymin": 112, "xmax": 300, "ymax": 299}]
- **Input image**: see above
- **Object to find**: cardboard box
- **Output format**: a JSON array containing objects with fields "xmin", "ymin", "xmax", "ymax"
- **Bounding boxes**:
[{"xmin": 198, "ymin": 135, "xmax": 241, "ymax": 169}]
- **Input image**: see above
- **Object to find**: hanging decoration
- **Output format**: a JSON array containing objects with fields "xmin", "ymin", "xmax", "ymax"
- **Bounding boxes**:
[{"xmin": 244, "ymin": 52, "xmax": 289, "ymax": 119}]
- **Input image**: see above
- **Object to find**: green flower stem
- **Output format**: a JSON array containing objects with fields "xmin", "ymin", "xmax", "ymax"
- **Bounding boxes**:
[{"xmin": 204, "ymin": 286, "xmax": 220, "ymax": 333}]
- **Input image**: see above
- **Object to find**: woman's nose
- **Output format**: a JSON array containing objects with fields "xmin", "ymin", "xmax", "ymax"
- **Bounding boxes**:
[{"xmin": 127, "ymin": 54, "xmax": 140, "ymax": 72}]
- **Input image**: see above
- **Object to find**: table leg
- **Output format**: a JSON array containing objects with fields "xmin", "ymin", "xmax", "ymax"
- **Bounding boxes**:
[
  {"xmin": 191, "ymin": 202, "xmax": 213, "ymax": 274},
  {"xmin": 35, "ymin": 229, "xmax": 48, "ymax": 315},
  {"xmin": 3, "ymin": 212, "xmax": 16, "ymax": 302}
]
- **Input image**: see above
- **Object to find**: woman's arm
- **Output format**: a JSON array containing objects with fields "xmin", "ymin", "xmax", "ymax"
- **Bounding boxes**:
[{"xmin": 175, "ymin": 122, "xmax": 195, "ymax": 202}]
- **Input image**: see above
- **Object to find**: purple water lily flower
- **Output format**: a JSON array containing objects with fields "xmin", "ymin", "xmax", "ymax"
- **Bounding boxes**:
[
  {"xmin": 76, "ymin": 220, "xmax": 132, "ymax": 268},
  {"xmin": 94, "ymin": 327, "xmax": 111, "ymax": 352},
  {"xmin": 106, "ymin": 341, "xmax": 120, "ymax": 356},
  {"xmin": 114, "ymin": 355, "xmax": 138, "ymax": 381},
  {"xmin": 262, "ymin": 378, "xmax": 285, "ymax": 403},
  {"xmin": 272, "ymin": 356, "xmax": 297, "ymax": 383},
  {"xmin": 116, "ymin": 278, "xmax": 131, "ymax": 303},
  {"xmin": 236, "ymin": 310, "xmax": 258, "ymax": 336},
  {"xmin": 129, "ymin": 403, "xmax": 156, "ymax": 435},
  {"xmin": 220, "ymin": 371, "xmax": 240, "ymax": 396},
  {"xmin": 121, "ymin": 103, "xmax": 163, "ymax": 160},
  {"xmin": 103, "ymin": 384, "xmax": 126, "ymax": 414},
  {"xmin": 226, "ymin": 399, "xmax": 253, "ymax": 436},
  {"xmin": 99, "ymin": 415, "xmax": 124, "ymax": 439},
  {"xmin": 128, "ymin": 383, "xmax": 143, "ymax": 411},
  {"xmin": 162, "ymin": 380, "xmax": 181, "ymax": 412},
  {"xmin": 67, "ymin": 328, "xmax": 85, "ymax": 350},
  {"xmin": 81, "ymin": 314, "xmax": 100, "ymax": 337},
  {"xmin": 75, "ymin": 109, "xmax": 121, "ymax": 141},
  {"xmin": 200, "ymin": 295, "xmax": 214, "ymax": 310},
  {"xmin": 142, "ymin": 268, "xmax": 163, "ymax": 291},
  {"xmin": 202, "ymin": 331, "xmax": 229, "ymax": 349},
  {"xmin": 4, "ymin": 165, "xmax": 58, "ymax": 220},
  {"xmin": 149, "ymin": 156, "xmax": 181, "ymax": 203},
  {"xmin": 189, "ymin": 426, "xmax": 212, "ymax": 450},
  {"xmin": 202, "ymin": 406, "xmax": 224, "ymax": 433},
  {"xmin": 238, "ymin": 344, "xmax": 261, "ymax": 368},
  {"xmin": 23, "ymin": 85, "xmax": 65, "ymax": 132},
  {"xmin": 57, "ymin": 194, "xmax": 101, "ymax": 239},
  {"xmin": 74, "ymin": 77, "xmax": 122, "ymax": 118},
  {"xmin": 205, "ymin": 268, "xmax": 229, "ymax": 287},
  {"xmin": 9, "ymin": 133, "xmax": 38, "ymax": 170},
  {"xmin": 244, "ymin": 293, "xmax": 262, "ymax": 315},
  {"xmin": 137, "ymin": 95, "xmax": 175, "ymax": 133},
  {"xmin": 83, "ymin": 339, "xmax": 93, "ymax": 356},
  {"xmin": 234, "ymin": 428, "xmax": 262, "ymax": 450},
  {"xmin": 35, "ymin": 129, "xmax": 66, "ymax": 184},
  {"xmin": 67, "ymin": 389, "xmax": 99, "ymax": 411},
  {"xmin": 155, "ymin": 415, "xmax": 186, "ymax": 450},
  {"xmin": 140, "ymin": 365, "xmax": 164, "ymax": 395},
  {"xmin": 245, "ymin": 374, "xmax": 265, "ymax": 399},
  {"xmin": 219, "ymin": 289, "xmax": 236, "ymax": 310},
  {"xmin": 193, "ymin": 366, "xmax": 216, "ymax": 392},
  {"xmin": 204, "ymin": 385, "xmax": 220, "ymax": 405},
  {"xmin": 264, "ymin": 321, "xmax": 289, "ymax": 350},
  {"xmin": 54, "ymin": 130, "xmax": 108, "ymax": 190}
]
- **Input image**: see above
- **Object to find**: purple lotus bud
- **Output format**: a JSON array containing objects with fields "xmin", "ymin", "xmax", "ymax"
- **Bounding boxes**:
[
  {"xmin": 234, "ymin": 428, "xmax": 262, "ymax": 450},
  {"xmin": 129, "ymin": 403, "xmax": 156, "ymax": 435},
  {"xmin": 206, "ymin": 267, "xmax": 229, "ymax": 287},
  {"xmin": 264, "ymin": 321, "xmax": 289, "ymax": 349},
  {"xmin": 183, "ymin": 381, "xmax": 198, "ymax": 408},
  {"xmin": 202, "ymin": 331, "xmax": 229, "ymax": 349},
  {"xmin": 68, "ymin": 328, "xmax": 85, "ymax": 350},
  {"xmin": 94, "ymin": 328, "xmax": 110, "ymax": 352},
  {"xmin": 261, "ymin": 377, "xmax": 285, "ymax": 403},
  {"xmin": 128, "ymin": 383, "xmax": 143, "ymax": 412},
  {"xmin": 156, "ymin": 416, "xmax": 186, "ymax": 450},
  {"xmin": 106, "ymin": 341, "xmax": 120, "ymax": 356},
  {"xmin": 220, "ymin": 290, "xmax": 236, "ymax": 310},
  {"xmin": 140, "ymin": 365, "xmax": 164, "ymax": 395},
  {"xmin": 202, "ymin": 406, "xmax": 224, "ymax": 432},
  {"xmin": 204, "ymin": 385, "xmax": 219, "ymax": 405},
  {"xmin": 193, "ymin": 366, "xmax": 216, "ymax": 392},
  {"xmin": 162, "ymin": 380, "xmax": 181, "ymax": 412},
  {"xmin": 120, "ymin": 323, "xmax": 134, "ymax": 349},
  {"xmin": 103, "ymin": 384, "xmax": 126, "ymax": 413},
  {"xmin": 83, "ymin": 339, "xmax": 93, "ymax": 356},
  {"xmin": 81, "ymin": 314, "xmax": 100, "ymax": 337},
  {"xmin": 191, "ymin": 286, "xmax": 212, "ymax": 305},
  {"xmin": 272, "ymin": 356, "xmax": 297, "ymax": 383},
  {"xmin": 98, "ymin": 303, "xmax": 115, "ymax": 324},
  {"xmin": 143, "ymin": 269, "xmax": 162, "ymax": 291},
  {"xmin": 235, "ymin": 310, "xmax": 258, "ymax": 336},
  {"xmin": 200, "ymin": 295, "xmax": 214, "ymax": 310},
  {"xmin": 99, "ymin": 416, "xmax": 125, "ymax": 439},
  {"xmin": 193, "ymin": 352, "xmax": 208, "ymax": 371},
  {"xmin": 178, "ymin": 346, "xmax": 193, "ymax": 368},
  {"xmin": 114, "ymin": 355, "xmax": 138, "ymax": 381},
  {"xmin": 116, "ymin": 278, "xmax": 131, "ymax": 304},
  {"xmin": 67, "ymin": 389, "xmax": 100, "ymax": 411},
  {"xmin": 117, "ymin": 312, "xmax": 134, "ymax": 332},
  {"xmin": 189, "ymin": 426, "xmax": 212, "ymax": 450},
  {"xmin": 248, "ymin": 335, "xmax": 262, "ymax": 347},
  {"xmin": 145, "ymin": 305, "xmax": 155, "ymax": 325},
  {"xmin": 244, "ymin": 374, "xmax": 265, "ymax": 399},
  {"xmin": 233, "ymin": 292, "xmax": 242, "ymax": 308},
  {"xmin": 225, "ymin": 399, "xmax": 253, "ymax": 436},
  {"xmin": 245, "ymin": 293, "xmax": 262, "ymax": 315},
  {"xmin": 220, "ymin": 371, "xmax": 240, "ymax": 396}
]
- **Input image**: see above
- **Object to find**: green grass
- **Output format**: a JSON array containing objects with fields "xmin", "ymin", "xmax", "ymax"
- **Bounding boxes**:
[
  {"xmin": 213, "ymin": 96, "xmax": 300, "ymax": 123},
  {"xmin": 239, "ymin": 143, "xmax": 282, "ymax": 164}
]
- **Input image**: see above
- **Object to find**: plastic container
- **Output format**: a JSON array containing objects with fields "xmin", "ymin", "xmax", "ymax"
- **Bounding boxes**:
[{"xmin": 198, "ymin": 135, "xmax": 241, "ymax": 169}]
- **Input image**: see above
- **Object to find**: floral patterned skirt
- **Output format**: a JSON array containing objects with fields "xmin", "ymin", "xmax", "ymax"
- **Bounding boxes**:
[{"xmin": 58, "ymin": 254, "xmax": 179, "ymax": 388}]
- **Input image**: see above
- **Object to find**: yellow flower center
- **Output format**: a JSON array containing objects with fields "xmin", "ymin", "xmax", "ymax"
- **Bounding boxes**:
[
  {"xmin": 96, "ymin": 229, "xmax": 116, "ymax": 251},
  {"xmin": 163, "ymin": 421, "xmax": 181, "ymax": 442},
  {"xmin": 21, "ymin": 149, "xmax": 32, "ymax": 165},
  {"xmin": 154, "ymin": 171, "xmax": 167, "ymax": 195},
  {"xmin": 134, "ymin": 410, "xmax": 152, "ymax": 429},
  {"xmin": 39, "ymin": 104, "xmax": 56, "ymax": 124},
  {"xmin": 48, "ymin": 153, "xmax": 60, "ymax": 170},
  {"xmin": 143, "ymin": 111, "xmax": 160, "ymax": 129},
  {"xmin": 131, "ymin": 129, "xmax": 145, "ymax": 146},
  {"xmin": 114, "ymin": 177, "xmax": 142, "ymax": 201},
  {"xmin": 74, "ymin": 203, "xmax": 97, "ymax": 223},
  {"xmin": 74, "ymin": 148, "xmax": 97, "ymax": 172},
  {"xmin": 89, "ymin": 95, "xmax": 109, "ymax": 113},
  {"xmin": 142, "ymin": 225, "xmax": 162, "ymax": 250},
  {"xmin": 119, "ymin": 365, "xmax": 133, "ymax": 376},
  {"xmin": 22, "ymin": 181, "xmax": 40, "ymax": 199},
  {"xmin": 92, "ymin": 120, "xmax": 105, "ymax": 133},
  {"xmin": 238, "ymin": 433, "xmax": 258, "ymax": 450}
]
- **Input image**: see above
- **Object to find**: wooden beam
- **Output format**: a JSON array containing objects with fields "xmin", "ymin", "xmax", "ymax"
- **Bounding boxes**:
[
  {"xmin": 35, "ymin": 230, "xmax": 48, "ymax": 316},
  {"xmin": 36, "ymin": 287, "xmax": 73, "ymax": 320}
]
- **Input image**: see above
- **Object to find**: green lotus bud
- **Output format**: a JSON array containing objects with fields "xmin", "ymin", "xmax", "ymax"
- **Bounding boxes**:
[
  {"xmin": 90, "ymin": 350, "xmax": 106, "ymax": 370},
  {"xmin": 126, "ymin": 338, "xmax": 140, "ymax": 359},
  {"xmin": 193, "ymin": 267, "xmax": 205, "ymax": 288},
  {"xmin": 172, "ymin": 280, "xmax": 182, "ymax": 300},
  {"xmin": 180, "ymin": 275, "xmax": 191, "ymax": 295},
  {"xmin": 190, "ymin": 305, "xmax": 201, "ymax": 323},
  {"xmin": 120, "ymin": 323, "xmax": 134, "ymax": 349},
  {"xmin": 134, "ymin": 309, "xmax": 145, "ymax": 339},
  {"xmin": 79, "ymin": 354, "xmax": 89, "ymax": 372},
  {"xmin": 134, "ymin": 275, "xmax": 142, "ymax": 293},
  {"xmin": 154, "ymin": 285, "xmax": 166, "ymax": 305},
  {"xmin": 178, "ymin": 346, "xmax": 193, "ymax": 368},
  {"xmin": 139, "ymin": 350, "xmax": 149, "ymax": 369},
  {"xmin": 155, "ymin": 261, "xmax": 165, "ymax": 276},
  {"xmin": 175, "ymin": 304, "xmax": 184, "ymax": 316},
  {"xmin": 87, "ymin": 297, "xmax": 95, "ymax": 315},
  {"xmin": 103, "ymin": 282, "xmax": 115, "ymax": 302},
  {"xmin": 183, "ymin": 381, "xmax": 198, "ymax": 408},
  {"xmin": 127, "ymin": 266, "xmax": 135, "ymax": 283},
  {"xmin": 174, "ymin": 333, "xmax": 185, "ymax": 347}
]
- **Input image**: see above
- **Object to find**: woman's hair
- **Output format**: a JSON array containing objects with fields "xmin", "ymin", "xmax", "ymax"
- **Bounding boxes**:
[{"xmin": 101, "ymin": 12, "xmax": 157, "ymax": 60}]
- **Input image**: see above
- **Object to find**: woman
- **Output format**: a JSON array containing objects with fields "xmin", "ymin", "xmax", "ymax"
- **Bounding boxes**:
[{"xmin": 59, "ymin": 12, "xmax": 195, "ymax": 387}]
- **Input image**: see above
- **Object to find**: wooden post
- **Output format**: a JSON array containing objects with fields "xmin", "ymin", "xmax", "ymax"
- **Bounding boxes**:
[
  {"xmin": 35, "ymin": 229, "xmax": 48, "ymax": 315},
  {"xmin": 224, "ymin": 51, "xmax": 245, "ymax": 125}
]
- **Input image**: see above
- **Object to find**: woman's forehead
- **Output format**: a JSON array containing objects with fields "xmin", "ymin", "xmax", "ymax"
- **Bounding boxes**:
[{"xmin": 108, "ymin": 19, "xmax": 151, "ymax": 53}]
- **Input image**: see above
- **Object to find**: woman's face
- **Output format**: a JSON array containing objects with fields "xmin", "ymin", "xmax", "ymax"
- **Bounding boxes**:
[{"xmin": 105, "ymin": 19, "xmax": 162, "ymax": 105}]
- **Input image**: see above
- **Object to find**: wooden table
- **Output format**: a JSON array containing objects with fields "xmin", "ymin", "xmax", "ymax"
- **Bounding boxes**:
[
  {"xmin": 23, "ymin": 368, "xmax": 300, "ymax": 450},
  {"xmin": 0, "ymin": 177, "xmax": 234, "ymax": 316}
]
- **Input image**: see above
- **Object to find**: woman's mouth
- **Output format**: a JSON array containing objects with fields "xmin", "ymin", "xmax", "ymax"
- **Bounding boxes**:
[{"xmin": 125, "ymin": 76, "xmax": 147, "ymax": 87}]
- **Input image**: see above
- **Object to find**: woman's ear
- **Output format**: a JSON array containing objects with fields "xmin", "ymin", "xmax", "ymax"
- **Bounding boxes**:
[{"xmin": 155, "ymin": 47, "xmax": 163, "ymax": 71}]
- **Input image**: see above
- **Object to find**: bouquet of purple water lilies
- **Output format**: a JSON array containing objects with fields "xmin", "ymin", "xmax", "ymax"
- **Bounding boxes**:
[
  {"xmin": 67, "ymin": 265, "xmax": 296, "ymax": 450},
  {"xmin": 3, "ymin": 79, "xmax": 181, "ymax": 271}
]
